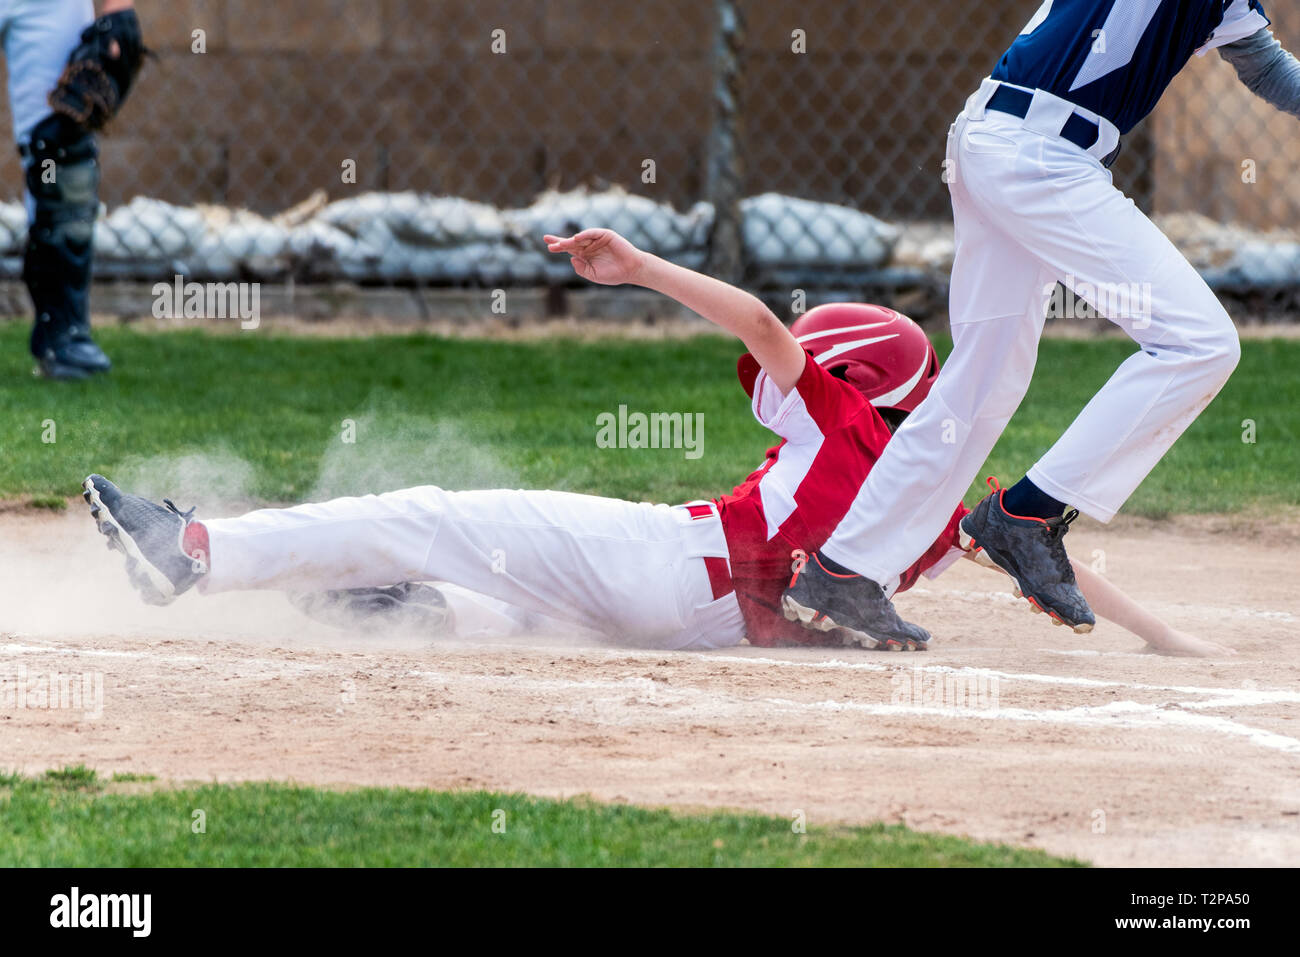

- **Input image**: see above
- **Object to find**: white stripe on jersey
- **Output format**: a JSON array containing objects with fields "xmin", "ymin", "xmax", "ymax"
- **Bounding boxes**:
[
  {"xmin": 758, "ymin": 415, "xmax": 823, "ymax": 541},
  {"xmin": 1070, "ymin": 0, "xmax": 1164, "ymax": 92},
  {"xmin": 1198, "ymin": 0, "xmax": 1272, "ymax": 56},
  {"xmin": 750, "ymin": 371, "xmax": 826, "ymax": 541},
  {"xmin": 1021, "ymin": 0, "xmax": 1054, "ymax": 36},
  {"xmin": 759, "ymin": 438, "xmax": 822, "ymax": 541}
]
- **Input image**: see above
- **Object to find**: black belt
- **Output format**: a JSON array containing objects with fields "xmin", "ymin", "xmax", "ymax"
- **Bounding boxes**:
[{"xmin": 985, "ymin": 84, "xmax": 1122, "ymax": 168}]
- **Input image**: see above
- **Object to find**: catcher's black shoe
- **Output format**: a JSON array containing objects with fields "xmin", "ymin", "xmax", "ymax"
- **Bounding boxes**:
[
  {"xmin": 782, "ymin": 551, "xmax": 932, "ymax": 651},
  {"xmin": 34, "ymin": 332, "xmax": 112, "ymax": 381},
  {"xmin": 82, "ymin": 474, "xmax": 207, "ymax": 605},
  {"xmin": 959, "ymin": 478, "xmax": 1096, "ymax": 634},
  {"xmin": 289, "ymin": 583, "xmax": 455, "ymax": 638}
]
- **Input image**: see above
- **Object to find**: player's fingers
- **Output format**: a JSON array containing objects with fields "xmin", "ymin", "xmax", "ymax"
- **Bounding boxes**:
[{"xmin": 544, "ymin": 235, "xmax": 600, "ymax": 256}]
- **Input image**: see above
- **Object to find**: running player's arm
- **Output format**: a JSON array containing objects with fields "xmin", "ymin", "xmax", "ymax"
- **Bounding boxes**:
[
  {"xmin": 1218, "ymin": 28, "xmax": 1300, "ymax": 119},
  {"xmin": 545, "ymin": 229, "xmax": 807, "ymax": 395},
  {"xmin": 1198, "ymin": 3, "xmax": 1299, "ymax": 118},
  {"xmin": 960, "ymin": 550, "xmax": 1236, "ymax": 657}
]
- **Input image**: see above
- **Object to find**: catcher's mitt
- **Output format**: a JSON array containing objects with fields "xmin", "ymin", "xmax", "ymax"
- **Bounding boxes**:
[{"xmin": 48, "ymin": 10, "xmax": 149, "ymax": 132}]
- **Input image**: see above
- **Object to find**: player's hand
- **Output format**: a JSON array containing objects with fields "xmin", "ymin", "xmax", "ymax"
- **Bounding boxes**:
[
  {"xmin": 544, "ymin": 229, "xmax": 647, "ymax": 286},
  {"xmin": 1145, "ymin": 628, "xmax": 1238, "ymax": 658}
]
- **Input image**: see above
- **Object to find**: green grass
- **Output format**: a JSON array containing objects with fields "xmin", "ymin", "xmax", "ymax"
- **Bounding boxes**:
[
  {"xmin": 0, "ymin": 320, "xmax": 1296, "ymax": 514},
  {"xmin": 0, "ymin": 769, "xmax": 1080, "ymax": 867}
]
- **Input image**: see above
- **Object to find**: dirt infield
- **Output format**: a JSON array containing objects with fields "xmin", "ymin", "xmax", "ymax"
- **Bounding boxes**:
[{"xmin": 3, "ymin": 507, "xmax": 1299, "ymax": 867}]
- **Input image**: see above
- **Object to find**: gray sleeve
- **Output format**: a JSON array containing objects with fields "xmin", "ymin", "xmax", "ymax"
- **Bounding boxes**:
[{"xmin": 1218, "ymin": 28, "xmax": 1300, "ymax": 119}]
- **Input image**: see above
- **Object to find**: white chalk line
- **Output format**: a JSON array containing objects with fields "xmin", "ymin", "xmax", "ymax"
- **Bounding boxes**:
[
  {"xmin": 402, "ymin": 667, "xmax": 1300, "ymax": 758},
  {"xmin": 686, "ymin": 653, "xmax": 1300, "ymax": 707},
  {"xmin": 764, "ymin": 697, "xmax": 1300, "ymax": 756},
  {"xmin": 0, "ymin": 641, "xmax": 322, "ymax": 678},
  {"xmin": 8, "ymin": 637, "xmax": 1296, "ymax": 757},
  {"xmin": 1042, "ymin": 649, "xmax": 1159, "ymax": 658},
  {"xmin": 431, "ymin": 644, "xmax": 1295, "ymax": 710},
  {"xmin": 2, "ymin": 641, "xmax": 205, "ymax": 663},
  {"xmin": 907, "ymin": 585, "xmax": 1298, "ymax": 623}
]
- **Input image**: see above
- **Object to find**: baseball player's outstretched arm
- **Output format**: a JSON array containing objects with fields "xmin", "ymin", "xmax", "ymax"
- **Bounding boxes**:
[
  {"xmin": 546, "ymin": 229, "xmax": 807, "ymax": 395},
  {"xmin": 1069, "ymin": 561, "xmax": 1236, "ymax": 656},
  {"xmin": 965, "ymin": 550, "xmax": 1233, "ymax": 656},
  {"xmin": 1219, "ymin": 28, "xmax": 1300, "ymax": 119}
]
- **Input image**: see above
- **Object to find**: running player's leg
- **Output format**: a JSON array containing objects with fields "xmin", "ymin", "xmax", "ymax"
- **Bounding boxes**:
[
  {"xmin": 200, "ymin": 486, "xmax": 739, "ymax": 648},
  {"xmin": 937, "ymin": 127, "xmax": 1234, "ymax": 631},
  {"xmin": 998, "ymin": 147, "xmax": 1239, "ymax": 522},
  {"xmin": 819, "ymin": 130, "xmax": 1052, "ymax": 586}
]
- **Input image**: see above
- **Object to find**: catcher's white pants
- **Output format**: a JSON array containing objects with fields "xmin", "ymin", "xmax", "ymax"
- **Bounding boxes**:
[
  {"xmin": 201, "ymin": 486, "xmax": 746, "ymax": 651},
  {"xmin": 0, "ymin": 0, "xmax": 95, "ymax": 145},
  {"xmin": 823, "ymin": 78, "xmax": 1239, "ymax": 584}
]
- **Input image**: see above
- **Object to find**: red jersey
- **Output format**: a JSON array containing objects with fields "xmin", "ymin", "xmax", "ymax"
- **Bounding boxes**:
[{"xmin": 713, "ymin": 351, "xmax": 968, "ymax": 647}]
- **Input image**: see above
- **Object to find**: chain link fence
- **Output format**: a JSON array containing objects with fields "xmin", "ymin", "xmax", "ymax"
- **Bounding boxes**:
[{"xmin": 1, "ymin": 0, "xmax": 1296, "ymax": 318}]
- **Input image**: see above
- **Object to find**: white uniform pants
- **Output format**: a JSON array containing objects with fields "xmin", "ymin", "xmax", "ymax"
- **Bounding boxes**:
[
  {"xmin": 202, "ymin": 487, "xmax": 747, "ymax": 651},
  {"xmin": 822, "ymin": 79, "xmax": 1240, "ymax": 583},
  {"xmin": 1, "ymin": 0, "xmax": 94, "ymax": 146}
]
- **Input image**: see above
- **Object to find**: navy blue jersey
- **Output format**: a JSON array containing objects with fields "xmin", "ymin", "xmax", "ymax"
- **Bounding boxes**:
[{"xmin": 992, "ymin": 0, "xmax": 1271, "ymax": 133}]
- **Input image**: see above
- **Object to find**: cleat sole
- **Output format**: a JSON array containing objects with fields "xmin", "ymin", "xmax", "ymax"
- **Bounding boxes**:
[
  {"xmin": 82, "ymin": 476, "xmax": 178, "ymax": 605},
  {"xmin": 781, "ymin": 595, "xmax": 888, "ymax": 650}
]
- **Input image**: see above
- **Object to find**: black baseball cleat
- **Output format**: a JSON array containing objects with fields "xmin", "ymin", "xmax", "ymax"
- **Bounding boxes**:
[
  {"xmin": 959, "ymin": 478, "xmax": 1096, "ymax": 634},
  {"xmin": 288, "ymin": 583, "xmax": 455, "ymax": 638},
  {"xmin": 82, "ymin": 474, "xmax": 207, "ymax": 605},
  {"xmin": 782, "ymin": 550, "xmax": 932, "ymax": 651},
  {"xmin": 34, "ymin": 332, "xmax": 112, "ymax": 381}
]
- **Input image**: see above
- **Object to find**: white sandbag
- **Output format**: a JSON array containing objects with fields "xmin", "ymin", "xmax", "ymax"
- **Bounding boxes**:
[
  {"xmin": 507, "ymin": 187, "xmax": 714, "ymax": 256},
  {"xmin": 317, "ymin": 192, "xmax": 508, "ymax": 247},
  {"xmin": 1206, "ymin": 240, "xmax": 1300, "ymax": 286},
  {"xmin": 97, "ymin": 197, "xmax": 205, "ymax": 260},
  {"xmin": 741, "ymin": 193, "xmax": 899, "ymax": 268},
  {"xmin": 0, "ymin": 201, "xmax": 27, "ymax": 254}
]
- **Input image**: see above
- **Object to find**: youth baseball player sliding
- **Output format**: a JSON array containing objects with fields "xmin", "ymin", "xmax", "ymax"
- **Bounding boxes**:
[
  {"xmin": 785, "ymin": 0, "xmax": 1300, "ymax": 648},
  {"xmin": 80, "ymin": 228, "xmax": 1230, "ymax": 657}
]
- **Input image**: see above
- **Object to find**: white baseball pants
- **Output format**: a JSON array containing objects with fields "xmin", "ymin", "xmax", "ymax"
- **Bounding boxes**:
[
  {"xmin": 822, "ymin": 78, "xmax": 1240, "ymax": 584},
  {"xmin": 0, "ymin": 0, "xmax": 95, "ymax": 146},
  {"xmin": 201, "ymin": 486, "xmax": 747, "ymax": 651}
]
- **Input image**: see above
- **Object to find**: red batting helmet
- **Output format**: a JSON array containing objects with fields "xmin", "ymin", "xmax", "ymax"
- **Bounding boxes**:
[{"xmin": 790, "ymin": 303, "xmax": 940, "ymax": 413}]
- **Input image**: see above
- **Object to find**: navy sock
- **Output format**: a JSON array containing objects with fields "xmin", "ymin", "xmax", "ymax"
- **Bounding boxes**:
[{"xmin": 1000, "ymin": 477, "xmax": 1066, "ymax": 519}]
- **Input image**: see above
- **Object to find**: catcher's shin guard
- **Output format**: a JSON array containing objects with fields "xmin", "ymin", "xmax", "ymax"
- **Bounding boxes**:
[{"xmin": 23, "ymin": 115, "xmax": 110, "ymax": 379}]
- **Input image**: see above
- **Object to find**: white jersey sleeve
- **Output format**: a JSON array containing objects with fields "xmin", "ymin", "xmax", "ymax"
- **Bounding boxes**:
[
  {"xmin": 1197, "ymin": 0, "xmax": 1272, "ymax": 56},
  {"xmin": 751, "ymin": 369, "xmax": 822, "ymax": 446},
  {"xmin": 750, "ymin": 352, "xmax": 865, "ymax": 447}
]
